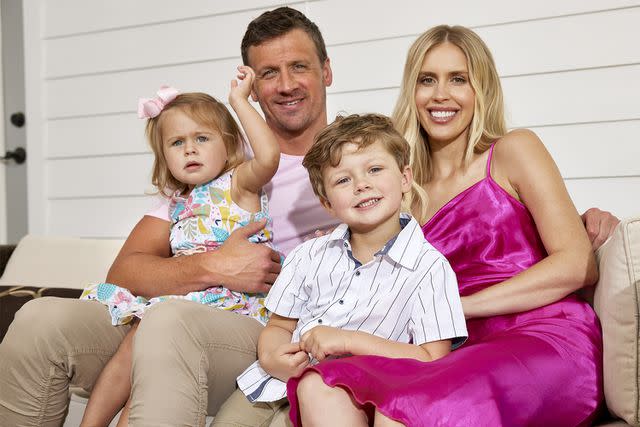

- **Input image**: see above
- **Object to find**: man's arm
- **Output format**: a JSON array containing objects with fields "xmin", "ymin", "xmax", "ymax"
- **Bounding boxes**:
[
  {"xmin": 106, "ymin": 216, "xmax": 281, "ymax": 298},
  {"xmin": 581, "ymin": 208, "xmax": 620, "ymax": 250}
]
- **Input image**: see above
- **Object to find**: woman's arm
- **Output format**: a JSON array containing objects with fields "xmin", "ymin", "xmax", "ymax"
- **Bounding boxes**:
[
  {"xmin": 229, "ymin": 66, "xmax": 280, "ymax": 199},
  {"xmin": 462, "ymin": 129, "xmax": 598, "ymax": 319},
  {"xmin": 106, "ymin": 216, "xmax": 279, "ymax": 298},
  {"xmin": 300, "ymin": 326, "xmax": 452, "ymax": 362},
  {"xmin": 258, "ymin": 314, "xmax": 310, "ymax": 381}
]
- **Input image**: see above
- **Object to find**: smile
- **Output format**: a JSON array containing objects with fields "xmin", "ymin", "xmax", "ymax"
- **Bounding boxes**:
[{"xmin": 355, "ymin": 198, "xmax": 381, "ymax": 208}]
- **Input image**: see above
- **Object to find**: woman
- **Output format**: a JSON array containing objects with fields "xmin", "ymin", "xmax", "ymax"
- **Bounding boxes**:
[{"xmin": 288, "ymin": 25, "xmax": 603, "ymax": 427}]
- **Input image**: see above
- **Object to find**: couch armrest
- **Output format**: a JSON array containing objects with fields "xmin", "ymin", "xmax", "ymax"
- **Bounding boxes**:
[
  {"xmin": 0, "ymin": 235, "xmax": 125, "ymax": 290},
  {"xmin": 593, "ymin": 216, "xmax": 640, "ymax": 427}
]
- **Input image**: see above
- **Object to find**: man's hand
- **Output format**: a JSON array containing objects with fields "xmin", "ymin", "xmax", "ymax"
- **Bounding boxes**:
[
  {"xmin": 300, "ymin": 326, "xmax": 351, "ymax": 361},
  {"xmin": 261, "ymin": 342, "xmax": 310, "ymax": 382},
  {"xmin": 214, "ymin": 219, "xmax": 281, "ymax": 293},
  {"xmin": 581, "ymin": 208, "xmax": 620, "ymax": 250}
]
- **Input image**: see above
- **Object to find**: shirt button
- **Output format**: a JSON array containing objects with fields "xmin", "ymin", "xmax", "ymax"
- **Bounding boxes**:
[
  {"xmin": 318, "ymin": 319, "xmax": 323, "ymax": 324},
  {"xmin": 355, "ymin": 271, "xmax": 361, "ymax": 276},
  {"xmin": 339, "ymin": 300, "xmax": 344, "ymax": 305}
]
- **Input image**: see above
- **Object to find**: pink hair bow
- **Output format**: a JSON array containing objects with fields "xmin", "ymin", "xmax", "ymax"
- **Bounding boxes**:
[{"xmin": 137, "ymin": 85, "xmax": 180, "ymax": 119}]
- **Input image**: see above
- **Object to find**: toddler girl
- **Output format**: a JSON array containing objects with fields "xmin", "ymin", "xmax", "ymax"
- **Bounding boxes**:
[{"xmin": 79, "ymin": 66, "xmax": 279, "ymax": 427}]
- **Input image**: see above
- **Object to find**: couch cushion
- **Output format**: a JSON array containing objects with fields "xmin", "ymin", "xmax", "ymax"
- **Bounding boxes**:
[
  {"xmin": 594, "ymin": 217, "xmax": 640, "ymax": 427},
  {"xmin": 0, "ymin": 235, "xmax": 124, "ymax": 290}
]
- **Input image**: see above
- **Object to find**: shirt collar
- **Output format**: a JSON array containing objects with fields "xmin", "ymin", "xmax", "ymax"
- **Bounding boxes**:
[{"xmin": 327, "ymin": 214, "xmax": 425, "ymax": 270}]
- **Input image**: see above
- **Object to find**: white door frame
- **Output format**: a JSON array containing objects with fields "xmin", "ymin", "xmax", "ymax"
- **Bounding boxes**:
[{"xmin": 0, "ymin": 2, "xmax": 7, "ymax": 244}]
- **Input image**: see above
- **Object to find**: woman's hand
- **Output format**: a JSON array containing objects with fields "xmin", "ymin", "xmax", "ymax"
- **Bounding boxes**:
[
  {"xmin": 581, "ymin": 207, "xmax": 620, "ymax": 250},
  {"xmin": 261, "ymin": 342, "xmax": 310, "ymax": 382},
  {"xmin": 300, "ymin": 326, "xmax": 351, "ymax": 361}
]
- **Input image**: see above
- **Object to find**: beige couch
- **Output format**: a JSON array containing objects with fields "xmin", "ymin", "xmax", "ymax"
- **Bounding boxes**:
[{"xmin": 0, "ymin": 217, "xmax": 639, "ymax": 426}]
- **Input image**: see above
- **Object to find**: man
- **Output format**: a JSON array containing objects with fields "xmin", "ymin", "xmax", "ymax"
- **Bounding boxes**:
[{"xmin": 0, "ymin": 6, "xmax": 619, "ymax": 427}]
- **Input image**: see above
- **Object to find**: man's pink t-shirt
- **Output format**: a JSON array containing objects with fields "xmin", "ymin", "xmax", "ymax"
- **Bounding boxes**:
[{"xmin": 146, "ymin": 153, "xmax": 337, "ymax": 256}]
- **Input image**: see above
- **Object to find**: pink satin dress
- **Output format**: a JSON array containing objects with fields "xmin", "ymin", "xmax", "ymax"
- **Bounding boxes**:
[{"xmin": 286, "ymin": 144, "xmax": 603, "ymax": 426}]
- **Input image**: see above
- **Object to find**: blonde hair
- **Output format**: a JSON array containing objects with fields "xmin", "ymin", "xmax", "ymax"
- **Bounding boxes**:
[
  {"xmin": 145, "ymin": 93, "xmax": 246, "ymax": 195},
  {"xmin": 302, "ymin": 113, "xmax": 429, "ymax": 222},
  {"xmin": 392, "ymin": 25, "xmax": 507, "ymax": 191}
]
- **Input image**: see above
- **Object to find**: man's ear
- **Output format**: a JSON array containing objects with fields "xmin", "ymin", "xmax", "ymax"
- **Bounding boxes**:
[
  {"xmin": 251, "ymin": 88, "xmax": 258, "ymax": 103},
  {"xmin": 322, "ymin": 58, "xmax": 333, "ymax": 87},
  {"xmin": 401, "ymin": 165, "xmax": 414, "ymax": 194}
]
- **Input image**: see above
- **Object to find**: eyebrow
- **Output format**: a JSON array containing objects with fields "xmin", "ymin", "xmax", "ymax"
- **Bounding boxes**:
[{"xmin": 418, "ymin": 70, "xmax": 469, "ymax": 76}]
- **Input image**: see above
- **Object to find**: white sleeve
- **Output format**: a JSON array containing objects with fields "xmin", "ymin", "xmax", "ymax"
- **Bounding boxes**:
[
  {"xmin": 410, "ymin": 256, "xmax": 467, "ymax": 346},
  {"xmin": 264, "ymin": 240, "xmax": 312, "ymax": 319}
]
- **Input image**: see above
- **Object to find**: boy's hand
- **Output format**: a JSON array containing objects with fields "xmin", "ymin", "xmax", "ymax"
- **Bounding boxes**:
[
  {"xmin": 229, "ymin": 65, "xmax": 255, "ymax": 107},
  {"xmin": 261, "ymin": 342, "xmax": 310, "ymax": 382},
  {"xmin": 300, "ymin": 326, "xmax": 351, "ymax": 361}
]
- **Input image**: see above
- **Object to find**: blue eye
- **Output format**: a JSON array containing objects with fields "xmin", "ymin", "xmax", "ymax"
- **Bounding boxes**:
[
  {"xmin": 196, "ymin": 135, "xmax": 209, "ymax": 143},
  {"xmin": 418, "ymin": 76, "xmax": 435, "ymax": 85},
  {"xmin": 171, "ymin": 140, "xmax": 183, "ymax": 147},
  {"xmin": 369, "ymin": 166, "xmax": 382, "ymax": 173},
  {"xmin": 452, "ymin": 76, "xmax": 467, "ymax": 84},
  {"xmin": 336, "ymin": 177, "xmax": 349, "ymax": 185}
]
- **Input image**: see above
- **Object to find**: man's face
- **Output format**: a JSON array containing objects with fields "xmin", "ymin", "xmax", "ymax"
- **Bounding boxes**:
[{"xmin": 247, "ymin": 29, "xmax": 332, "ymax": 142}]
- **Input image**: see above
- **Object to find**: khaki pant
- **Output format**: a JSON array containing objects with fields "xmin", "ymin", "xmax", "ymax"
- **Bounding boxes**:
[
  {"xmin": 0, "ymin": 297, "xmax": 263, "ymax": 427},
  {"xmin": 213, "ymin": 389, "xmax": 291, "ymax": 427}
]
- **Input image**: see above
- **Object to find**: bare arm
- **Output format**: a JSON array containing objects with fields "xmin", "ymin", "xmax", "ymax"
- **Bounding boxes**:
[
  {"xmin": 258, "ymin": 313, "xmax": 310, "ymax": 381},
  {"xmin": 229, "ymin": 66, "xmax": 280, "ymax": 199},
  {"xmin": 300, "ymin": 326, "xmax": 452, "ymax": 362},
  {"xmin": 106, "ymin": 215, "xmax": 280, "ymax": 298},
  {"xmin": 462, "ymin": 130, "xmax": 598, "ymax": 319}
]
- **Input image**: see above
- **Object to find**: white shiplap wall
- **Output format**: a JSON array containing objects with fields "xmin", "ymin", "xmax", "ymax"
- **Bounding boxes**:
[{"xmin": 23, "ymin": 0, "xmax": 640, "ymax": 238}]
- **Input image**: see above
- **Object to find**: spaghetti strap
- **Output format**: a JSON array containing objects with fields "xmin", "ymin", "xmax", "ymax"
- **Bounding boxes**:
[{"xmin": 486, "ymin": 142, "xmax": 497, "ymax": 178}]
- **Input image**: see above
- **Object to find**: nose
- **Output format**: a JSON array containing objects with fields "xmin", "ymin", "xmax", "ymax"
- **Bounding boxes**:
[
  {"xmin": 277, "ymin": 69, "xmax": 299, "ymax": 93},
  {"xmin": 183, "ymin": 140, "xmax": 197, "ymax": 155},
  {"xmin": 353, "ymin": 175, "xmax": 372, "ymax": 194},
  {"xmin": 433, "ymin": 81, "xmax": 449, "ymax": 101}
]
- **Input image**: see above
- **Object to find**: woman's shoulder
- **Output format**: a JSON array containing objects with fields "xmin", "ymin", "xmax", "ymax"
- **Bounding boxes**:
[{"xmin": 492, "ymin": 128, "xmax": 548, "ymax": 168}]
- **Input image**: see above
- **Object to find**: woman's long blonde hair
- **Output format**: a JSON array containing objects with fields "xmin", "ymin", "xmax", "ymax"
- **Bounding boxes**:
[{"xmin": 392, "ymin": 25, "xmax": 507, "ymax": 202}]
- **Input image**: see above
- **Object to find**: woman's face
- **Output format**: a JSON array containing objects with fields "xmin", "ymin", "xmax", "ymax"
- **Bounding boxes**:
[{"xmin": 414, "ymin": 42, "xmax": 475, "ymax": 147}]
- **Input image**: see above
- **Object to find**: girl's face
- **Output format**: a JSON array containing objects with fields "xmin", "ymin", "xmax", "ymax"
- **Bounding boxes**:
[
  {"xmin": 160, "ymin": 108, "xmax": 228, "ymax": 190},
  {"xmin": 414, "ymin": 42, "xmax": 475, "ymax": 148}
]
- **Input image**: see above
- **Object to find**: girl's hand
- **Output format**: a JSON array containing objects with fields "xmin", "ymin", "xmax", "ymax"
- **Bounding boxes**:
[
  {"xmin": 229, "ymin": 65, "xmax": 255, "ymax": 107},
  {"xmin": 300, "ymin": 326, "xmax": 351, "ymax": 361},
  {"xmin": 261, "ymin": 342, "xmax": 310, "ymax": 382}
]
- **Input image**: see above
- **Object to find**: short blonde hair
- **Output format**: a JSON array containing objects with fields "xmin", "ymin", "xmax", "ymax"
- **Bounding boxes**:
[
  {"xmin": 146, "ymin": 93, "xmax": 246, "ymax": 195},
  {"xmin": 303, "ymin": 113, "xmax": 428, "ymax": 222},
  {"xmin": 392, "ymin": 25, "xmax": 507, "ymax": 188}
]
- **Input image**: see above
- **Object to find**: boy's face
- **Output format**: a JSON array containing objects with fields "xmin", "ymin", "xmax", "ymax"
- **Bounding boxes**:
[{"xmin": 320, "ymin": 140, "xmax": 413, "ymax": 235}]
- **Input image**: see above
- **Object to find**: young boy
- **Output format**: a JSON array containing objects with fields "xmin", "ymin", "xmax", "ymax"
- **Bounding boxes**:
[{"xmin": 237, "ymin": 114, "xmax": 467, "ymax": 408}]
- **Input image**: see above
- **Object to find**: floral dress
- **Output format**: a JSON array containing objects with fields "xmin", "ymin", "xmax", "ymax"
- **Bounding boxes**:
[{"xmin": 81, "ymin": 169, "xmax": 274, "ymax": 325}]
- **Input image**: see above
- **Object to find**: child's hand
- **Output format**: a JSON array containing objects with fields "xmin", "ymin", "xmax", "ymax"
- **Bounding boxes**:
[
  {"xmin": 261, "ymin": 342, "xmax": 310, "ymax": 382},
  {"xmin": 300, "ymin": 326, "xmax": 351, "ymax": 361},
  {"xmin": 229, "ymin": 65, "xmax": 255, "ymax": 107}
]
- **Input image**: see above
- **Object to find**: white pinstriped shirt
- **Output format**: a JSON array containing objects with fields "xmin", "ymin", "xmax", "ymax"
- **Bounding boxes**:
[{"xmin": 237, "ymin": 214, "xmax": 467, "ymax": 402}]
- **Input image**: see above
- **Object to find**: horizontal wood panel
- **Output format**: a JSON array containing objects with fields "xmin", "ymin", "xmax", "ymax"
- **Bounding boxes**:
[
  {"xmin": 44, "ymin": 0, "xmax": 298, "ymax": 38},
  {"xmin": 48, "ymin": 196, "xmax": 159, "ymax": 238},
  {"xmin": 46, "ymin": 7, "xmax": 640, "ymax": 81},
  {"xmin": 566, "ymin": 177, "xmax": 640, "ymax": 219},
  {"xmin": 311, "ymin": 0, "xmax": 640, "ymax": 45},
  {"xmin": 47, "ymin": 114, "xmax": 148, "ymax": 158},
  {"xmin": 503, "ymin": 64, "xmax": 640, "ymax": 127},
  {"xmin": 533, "ymin": 121, "xmax": 640, "ymax": 179},
  {"xmin": 47, "ymin": 154, "xmax": 154, "ymax": 199},
  {"xmin": 46, "ymin": 9, "xmax": 262, "ymax": 78},
  {"xmin": 46, "ymin": 58, "xmax": 238, "ymax": 118}
]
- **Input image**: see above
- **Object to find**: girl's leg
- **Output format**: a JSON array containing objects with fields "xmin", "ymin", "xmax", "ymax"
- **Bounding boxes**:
[
  {"xmin": 80, "ymin": 321, "xmax": 138, "ymax": 427},
  {"xmin": 297, "ymin": 371, "xmax": 368, "ymax": 427},
  {"xmin": 374, "ymin": 410, "xmax": 406, "ymax": 427}
]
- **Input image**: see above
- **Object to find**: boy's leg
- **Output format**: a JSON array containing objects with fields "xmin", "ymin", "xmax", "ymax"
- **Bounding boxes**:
[
  {"xmin": 0, "ymin": 297, "xmax": 129, "ymax": 427},
  {"xmin": 81, "ymin": 322, "xmax": 138, "ymax": 426},
  {"xmin": 212, "ymin": 389, "xmax": 290, "ymax": 427},
  {"xmin": 129, "ymin": 300, "xmax": 264, "ymax": 427}
]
